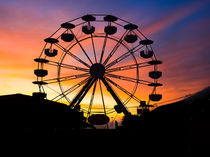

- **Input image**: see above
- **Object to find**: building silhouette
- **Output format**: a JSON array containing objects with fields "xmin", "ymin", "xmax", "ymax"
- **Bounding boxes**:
[{"xmin": 0, "ymin": 87, "xmax": 209, "ymax": 155}]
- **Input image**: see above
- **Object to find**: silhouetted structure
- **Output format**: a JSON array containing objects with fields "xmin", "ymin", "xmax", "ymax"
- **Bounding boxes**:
[
  {"xmin": 0, "ymin": 94, "xmax": 86, "ymax": 135},
  {"xmin": 120, "ymin": 86, "xmax": 210, "ymax": 155},
  {"xmin": 0, "ymin": 87, "xmax": 209, "ymax": 155},
  {"xmin": 33, "ymin": 14, "xmax": 163, "ymax": 126}
]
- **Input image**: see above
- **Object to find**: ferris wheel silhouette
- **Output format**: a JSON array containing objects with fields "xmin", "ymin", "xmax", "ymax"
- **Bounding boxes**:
[{"xmin": 33, "ymin": 14, "xmax": 162, "ymax": 126}]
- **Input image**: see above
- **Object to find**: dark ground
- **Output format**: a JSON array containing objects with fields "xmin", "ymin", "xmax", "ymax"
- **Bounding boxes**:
[{"xmin": 0, "ymin": 87, "xmax": 210, "ymax": 155}]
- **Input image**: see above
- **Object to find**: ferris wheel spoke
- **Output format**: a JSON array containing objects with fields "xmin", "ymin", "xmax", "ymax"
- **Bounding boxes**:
[
  {"xmin": 39, "ymin": 43, "xmax": 47, "ymax": 58},
  {"xmin": 66, "ymin": 16, "xmax": 83, "ymax": 23},
  {"xmin": 70, "ymin": 77, "xmax": 96, "ymax": 108},
  {"xmin": 49, "ymin": 27, "xmax": 62, "ymax": 38},
  {"xmin": 52, "ymin": 77, "xmax": 90, "ymax": 101},
  {"xmin": 69, "ymin": 29, "xmax": 93, "ymax": 65},
  {"xmin": 136, "ymin": 29, "xmax": 147, "ymax": 40},
  {"xmin": 105, "ymin": 77, "xmax": 142, "ymax": 103},
  {"xmin": 101, "ymin": 77, "xmax": 130, "ymax": 116},
  {"xmin": 54, "ymin": 43, "xmax": 91, "ymax": 68},
  {"xmin": 149, "ymin": 45, "xmax": 157, "ymax": 60},
  {"xmin": 105, "ymin": 73, "xmax": 153, "ymax": 85},
  {"xmin": 43, "ymin": 73, "xmax": 89, "ymax": 84},
  {"xmin": 99, "ymin": 79, "xmax": 107, "ymax": 115},
  {"xmin": 91, "ymin": 33, "xmax": 97, "ymax": 63},
  {"xmin": 105, "ymin": 44, "xmax": 144, "ymax": 69},
  {"xmin": 99, "ymin": 34, "xmax": 108, "ymax": 63},
  {"xmin": 87, "ymin": 79, "xmax": 98, "ymax": 117},
  {"xmin": 34, "ymin": 14, "xmax": 161, "ymax": 117},
  {"xmin": 106, "ymin": 61, "xmax": 151, "ymax": 73},
  {"xmin": 46, "ymin": 61, "xmax": 89, "ymax": 72},
  {"xmin": 103, "ymin": 30, "xmax": 128, "ymax": 66}
]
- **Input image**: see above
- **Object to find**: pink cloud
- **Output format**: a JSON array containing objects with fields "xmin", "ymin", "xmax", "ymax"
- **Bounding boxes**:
[{"xmin": 142, "ymin": 1, "xmax": 207, "ymax": 36}]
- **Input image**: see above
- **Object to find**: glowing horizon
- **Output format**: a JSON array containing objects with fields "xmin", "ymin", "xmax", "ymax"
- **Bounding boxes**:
[{"xmin": 0, "ymin": 0, "xmax": 210, "ymax": 118}]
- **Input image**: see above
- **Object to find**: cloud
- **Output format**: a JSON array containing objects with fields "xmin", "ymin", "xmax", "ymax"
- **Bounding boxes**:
[
  {"xmin": 0, "ymin": 0, "xmax": 209, "ymax": 112},
  {"xmin": 142, "ymin": 1, "xmax": 208, "ymax": 36}
]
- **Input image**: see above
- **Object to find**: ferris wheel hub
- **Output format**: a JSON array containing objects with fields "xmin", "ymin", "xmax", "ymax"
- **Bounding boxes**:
[
  {"xmin": 34, "ymin": 14, "xmax": 162, "ymax": 121},
  {"xmin": 90, "ymin": 63, "xmax": 105, "ymax": 78}
]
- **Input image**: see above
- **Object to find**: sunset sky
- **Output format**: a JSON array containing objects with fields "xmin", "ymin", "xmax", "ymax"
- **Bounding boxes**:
[{"xmin": 0, "ymin": 0, "xmax": 210, "ymax": 113}]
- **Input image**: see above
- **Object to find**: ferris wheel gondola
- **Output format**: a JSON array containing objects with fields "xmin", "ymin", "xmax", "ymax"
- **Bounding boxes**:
[{"xmin": 33, "ymin": 14, "xmax": 162, "ymax": 126}]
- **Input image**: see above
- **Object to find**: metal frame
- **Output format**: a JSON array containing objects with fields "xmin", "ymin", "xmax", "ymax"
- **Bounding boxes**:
[{"xmin": 34, "ymin": 14, "xmax": 162, "ymax": 122}]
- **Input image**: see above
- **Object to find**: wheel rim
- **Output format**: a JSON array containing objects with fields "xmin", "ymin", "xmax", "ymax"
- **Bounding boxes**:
[{"xmin": 33, "ymin": 14, "xmax": 162, "ymax": 125}]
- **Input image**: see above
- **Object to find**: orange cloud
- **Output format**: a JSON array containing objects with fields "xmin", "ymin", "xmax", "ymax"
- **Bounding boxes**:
[{"xmin": 0, "ymin": 3, "xmax": 209, "ymax": 121}]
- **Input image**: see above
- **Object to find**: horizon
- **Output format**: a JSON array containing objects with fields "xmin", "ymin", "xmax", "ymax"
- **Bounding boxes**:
[{"xmin": 0, "ymin": 0, "xmax": 210, "ymax": 118}]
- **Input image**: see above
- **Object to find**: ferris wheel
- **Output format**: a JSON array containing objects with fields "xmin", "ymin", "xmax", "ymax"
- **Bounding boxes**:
[{"xmin": 33, "ymin": 14, "xmax": 162, "ymax": 126}]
